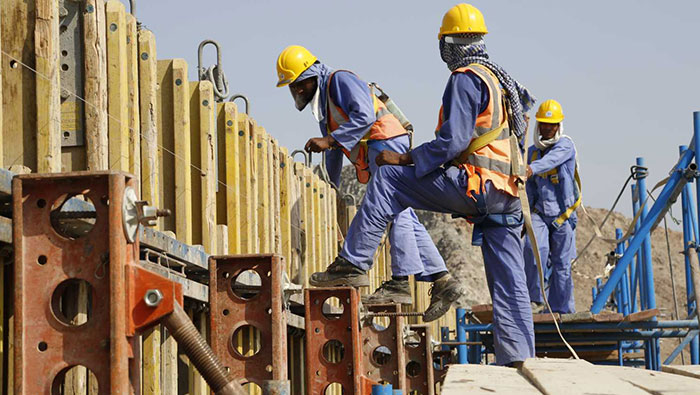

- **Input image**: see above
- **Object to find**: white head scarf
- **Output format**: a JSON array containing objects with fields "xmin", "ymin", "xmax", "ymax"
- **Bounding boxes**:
[
  {"xmin": 533, "ymin": 121, "xmax": 563, "ymax": 151},
  {"xmin": 309, "ymin": 84, "xmax": 324, "ymax": 122}
]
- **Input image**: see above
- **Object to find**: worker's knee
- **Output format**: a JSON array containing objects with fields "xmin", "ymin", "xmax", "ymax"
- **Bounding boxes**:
[{"xmin": 374, "ymin": 164, "xmax": 405, "ymax": 183}]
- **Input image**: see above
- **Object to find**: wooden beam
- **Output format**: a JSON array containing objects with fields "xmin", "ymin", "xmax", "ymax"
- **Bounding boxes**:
[
  {"xmin": 137, "ymin": 29, "xmax": 158, "ymax": 207},
  {"xmin": 0, "ymin": 3, "xmax": 3, "ymax": 169},
  {"xmin": 171, "ymin": 59, "xmax": 191, "ymax": 244},
  {"xmin": 1, "ymin": 0, "xmax": 37, "ymax": 171},
  {"xmin": 34, "ymin": 0, "xmax": 61, "ymax": 172},
  {"xmin": 218, "ymin": 102, "xmax": 240, "ymax": 254},
  {"xmin": 255, "ymin": 126, "xmax": 270, "ymax": 252},
  {"xmin": 125, "ymin": 14, "xmax": 140, "ymax": 179},
  {"xmin": 300, "ymin": 164, "xmax": 314, "ymax": 287},
  {"xmin": 271, "ymin": 138, "xmax": 282, "ymax": 254},
  {"xmin": 442, "ymin": 364, "xmax": 541, "ymax": 395},
  {"xmin": 156, "ymin": 59, "xmax": 174, "ymax": 232},
  {"xmin": 142, "ymin": 326, "xmax": 161, "ymax": 395},
  {"xmin": 662, "ymin": 365, "xmax": 700, "ymax": 380},
  {"xmin": 105, "ymin": 0, "xmax": 129, "ymax": 171},
  {"xmin": 83, "ymin": 0, "xmax": 108, "ymax": 170},
  {"xmin": 279, "ymin": 147, "xmax": 293, "ymax": 271},
  {"xmin": 249, "ymin": 119, "xmax": 259, "ymax": 253},
  {"xmin": 312, "ymin": 174, "xmax": 322, "ymax": 274},
  {"xmin": 236, "ymin": 114, "xmax": 253, "ymax": 253},
  {"xmin": 188, "ymin": 81, "xmax": 204, "ymax": 246}
]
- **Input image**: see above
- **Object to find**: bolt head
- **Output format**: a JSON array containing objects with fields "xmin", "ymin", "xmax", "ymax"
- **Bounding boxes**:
[{"xmin": 144, "ymin": 289, "xmax": 163, "ymax": 307}]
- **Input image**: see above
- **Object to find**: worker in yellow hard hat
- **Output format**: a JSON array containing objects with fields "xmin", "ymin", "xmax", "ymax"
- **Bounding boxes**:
[
  {"xmin": 276, "ymin": 45, "xmax": 461, "ymax": 317},
  {"xmin": 324, "ymin": 3, "xmax": 537, "ymax": 363},
  {"xmin": 524, "ymin": 99, "xmax": 579, "ymax": 315}
]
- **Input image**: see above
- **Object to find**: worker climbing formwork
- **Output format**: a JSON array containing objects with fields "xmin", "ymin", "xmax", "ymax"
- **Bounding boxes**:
[{"xmin": 275, "ymin": 45, "xmax": 458, "ymax": 313}]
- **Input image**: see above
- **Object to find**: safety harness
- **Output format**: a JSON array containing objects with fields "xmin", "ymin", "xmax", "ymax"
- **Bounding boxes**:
[{"xmin": 529, "ymin": 144, "xmax": 583, "ymax": 228}]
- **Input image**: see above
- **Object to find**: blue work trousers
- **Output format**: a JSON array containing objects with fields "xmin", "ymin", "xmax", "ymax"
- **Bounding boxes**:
[
  {"xmin": 523, "ymin": 213, "xmax": 576, "ymax": 313},
  {"xmin": 340, "ymin": 164, "xmax": 535, "ymax": 365},
  {"xmin": 341, "ymin": 138, "xmax": 447, "ymax": 281}
]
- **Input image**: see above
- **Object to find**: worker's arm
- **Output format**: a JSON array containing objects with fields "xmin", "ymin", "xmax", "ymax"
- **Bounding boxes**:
[
  {"xmin": 410, "ymin": 72, "xmax": 488, "ymax": 178},
  {"xmin": 327, "ymin": 71, "xmax": 376, "ymax": 151},
  {"xmin": 325, "ymin": 148, "xmax": 344, "ymax": 187},
  {"xmin": 528, "ymin": 138, "xmax": 575, "ymax": 175}
]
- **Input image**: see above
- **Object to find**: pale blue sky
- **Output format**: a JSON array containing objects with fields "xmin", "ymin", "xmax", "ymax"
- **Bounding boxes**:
[{"xmin": 137, "ymin": 0, "xmax": 700, "ymax": 222}]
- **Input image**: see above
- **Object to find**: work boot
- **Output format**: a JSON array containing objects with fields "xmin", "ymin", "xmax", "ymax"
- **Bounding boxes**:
[
  {"xmin": 531, "ymin": 302, "xmax": 546, "ymax": 314},
  {"xmin": 309, "ymin": 256, "xmax": 369, "ymax": 288},
  {"xmin": 361, "ymin": 279, "xmax": 413, "ymax": 305},
  {"xmin": 423, "ymin": 274, "xmax": 464, "ymax": 322}
]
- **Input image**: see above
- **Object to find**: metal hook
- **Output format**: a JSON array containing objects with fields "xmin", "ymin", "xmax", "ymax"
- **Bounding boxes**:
[
  {"xmin": 342, "ymin": 194, "xmax": 356, "ymax": 207},
  {"xmin": 229, "ymin": 94, "xmax": 250, "ymax": 115},
  {"xmin": 129, "ymin": 0, "xmax": 135, "ymax": 16},
  {"xmin": 291, "ymin": 150, "xmax": 311, "ymax": 167},
  {"xmin": 197, "ymin": 39, "xmax": 229, "ymax": 101}
]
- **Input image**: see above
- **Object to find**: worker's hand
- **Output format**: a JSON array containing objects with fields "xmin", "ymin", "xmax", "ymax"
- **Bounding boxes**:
[
  {"xmin": 526, "ymin": 165, "xmax": 533, "ymax": 179},
  {"xmin": 305, "ymin": 136, "xmax": 336, "ymax": 153},
  {"xmin": 376, "ymin": 150, "xmax": 413, "ymax": 166}
]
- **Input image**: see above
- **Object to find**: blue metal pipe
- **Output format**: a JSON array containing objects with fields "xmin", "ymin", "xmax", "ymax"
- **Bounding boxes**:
[
  {"xmin": 680, "ymin": 145, "xmax": 700, "ymax": 364},
  {"xmin": 630, "ymin": 184, "xmax": 641, "ymax": 312},
  {"xmin": 637, "ymin": 157, "xmax": 657, "ymax": 312},
  {"xmin": 591, "ymin": 148, "xmax": 695, "ymax": 313},
  {"xmin": 616, "ymin": 228, "xmax": 631, "ymax": 316},
  {"xmin": 456, "ymin": 308, "xmax": 468, "ymax": 364},
  {"xmin": 372, "ymin": 383, "xmax": 392, "ymax": 395}
]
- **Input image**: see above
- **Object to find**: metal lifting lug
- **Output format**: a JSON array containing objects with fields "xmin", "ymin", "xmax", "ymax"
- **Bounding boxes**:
[{"xmin": 198, "ymin": 39, "xmax": 230, "ymax": 102}]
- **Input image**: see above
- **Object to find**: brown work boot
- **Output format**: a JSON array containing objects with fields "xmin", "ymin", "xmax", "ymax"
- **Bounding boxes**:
[
  {"xmin": 423, "ymin": 274, "xmax": 464, "ymax": 322},
  {"xmin": 531, "ymin": 302, "xmax": 546, "ymax": 314},
  {"xmin": 361, "ymin": 279, "xmax": 413, "ymax": 305},
  {"xmin": 309, "ymin": 256, "xmax": 369, "ymax": 288}
]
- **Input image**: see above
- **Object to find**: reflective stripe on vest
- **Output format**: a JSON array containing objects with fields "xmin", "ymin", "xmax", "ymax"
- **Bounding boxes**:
[
  {"xmin": 436, "ymin": 63, "xmax": 518, "ymax": 198},
  {"xmin": 326, "ymin": 70, "xmax": 407, "ymax": 184},
  {"xmin": 529, "ymin": 149, "xmax": 583, "ymax": 226}
]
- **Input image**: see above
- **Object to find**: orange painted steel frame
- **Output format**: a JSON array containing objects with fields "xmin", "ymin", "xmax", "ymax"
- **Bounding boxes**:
[
  {"xmin": 360, "ymin": 304, "xmax": 406, "ymax": 390},
  {"xmin": 405, "ymin": 324, "xmax": 435, "ymax": 395},
  {"xmin": 209, "ymin": 254, "xmax": 288, "ymax": 387},
  {"xmin": 13, "ymin": 171, "xmax": 182, "ymax": 394},
  {"xmin": 305, "ymin": 287, "xmax": 376, "ymax": 395}
]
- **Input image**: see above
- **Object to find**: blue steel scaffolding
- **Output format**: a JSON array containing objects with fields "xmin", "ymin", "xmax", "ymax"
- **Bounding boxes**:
[{"xmin": 441, "ymin": 111, "xmax": 700, "ymax": 369}]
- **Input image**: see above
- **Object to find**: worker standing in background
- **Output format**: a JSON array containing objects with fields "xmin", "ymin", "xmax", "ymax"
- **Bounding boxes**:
[
  {"xmin": 524, "ymin": 100, "xmax": 579, "ymax": 314},
  {"xmin": 299, "ymin": 2, "xmax": 538, "ymax": 362},
  {"xmin": 275, "ymin": 46, "xmax": 451, "ymax": 306}
]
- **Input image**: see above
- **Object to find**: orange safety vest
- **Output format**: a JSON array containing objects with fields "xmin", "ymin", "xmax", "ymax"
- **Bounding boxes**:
[
  {"xmin": 326, "ymin": 71, "xmax": 407, "ymax": 184},
  {"xmin": 435, "ymin": 63, "xmax": 519, "ymax": 199}
]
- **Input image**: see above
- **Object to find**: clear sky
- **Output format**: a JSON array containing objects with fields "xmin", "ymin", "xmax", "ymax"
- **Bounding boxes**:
[{"xmin": 137, "ymin": 0, "xmax": 700, "ymax": 223}]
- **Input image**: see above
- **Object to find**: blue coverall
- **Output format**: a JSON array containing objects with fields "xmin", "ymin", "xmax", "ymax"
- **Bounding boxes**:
[
  {"xmin": 340, "ymin": 70, "xmax": 535, "ymax": 365},
  {"xmin": 298, "ymin": 63, "xmax": 447, "ymax": 280},
  {"xmin": 523, "ymin": 136, "xmax": 578, "ymax": 314}
]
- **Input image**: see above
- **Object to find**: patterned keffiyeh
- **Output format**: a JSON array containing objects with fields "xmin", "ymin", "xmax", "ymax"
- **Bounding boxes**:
[{"xmin": 440, "ymin": 34, "xmax": 536, "ymax": 140}]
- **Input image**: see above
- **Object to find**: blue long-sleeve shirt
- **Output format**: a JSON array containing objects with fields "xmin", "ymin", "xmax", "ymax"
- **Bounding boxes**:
[
  {"xmin": 411, "ymin": 72, "xmax": 489, "ymax": 178},
  {"xmin": 526, "ymin": 137, "xmax": 578, "ymax": 221}
]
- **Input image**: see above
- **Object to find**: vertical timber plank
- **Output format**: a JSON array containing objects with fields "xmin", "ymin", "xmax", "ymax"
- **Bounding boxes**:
[
  {"xmin": 83, "ymin": 0, "xmax": 108, "ymax": 170},
  {"xmin": 34, "ymin": 0, "xmax": 61, "ymax": 172},
  {"xmin": 236, "ymin": 114, "xmax": 253, "ymax": 253},
  {"xmin": 218, "ymin": 102, "xmax": 240, "ymax": 253},
  {"xmin": 312, "ymin": 175, "xmax": 322, "ymax": 275},
  {"xmin": 125, "ymin": 14, "xmax": 140, "ymax": 179},
  {"xmin": 105, "ymin": 0, "xmax": 129, "ymax": 171},
  {"xmin": 319, "ymin": 182, "xmax": 328, "ymax": 267},
  {"xmin": 279, "ymin": 147, "xmax": 293, "ymax": 271},
  {"xmin": 249, "ymin": 119, "xmax": 259, "ymax": 252},
  {"xmin": 172, "ymin": 59, "xmax": 191, "ymax": 244},
  {"xmin": 188, "ymin": 81, "xmax": 203, "ymax": 245},
  {"xmin": 271, "ymin": 138, "xmax": 282, "ymax": 254},
  {"xmin": 156, "ymin": 59, "xmax": 174, "ymax": 231},
  {"xmin": 304, "ymin": 167, "xmax": 316, "ymax": 284},
  {"xmin": 137, "ymin": 29, "xmax": 158, "ymax": 206},
  {"xmin": 142, "ymin": 327, "xmax": 161, "ymax": 395},
  {"xmin": 255, "ymin": 126, "xmax": 270, "ymax": 252},
  {"xmin": 1, "ymin": 0, "xmax": 37, "ymax": 171},
  {"xmin": 162, "ymin": 326, "xmax": 178, "ymax": 395}
]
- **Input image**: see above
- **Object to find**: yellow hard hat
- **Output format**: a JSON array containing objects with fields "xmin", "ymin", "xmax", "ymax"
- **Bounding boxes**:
[
  {"xmin": 276, "ymin": 45, "xmax": 318, "ymax": 87},
  {"xmin": 536, "ymin": 99, "xmax": 565, "ymax": 123},
  {"xmin": 438, "ymin": 4, "xmax": 488, "ymax": 39}
]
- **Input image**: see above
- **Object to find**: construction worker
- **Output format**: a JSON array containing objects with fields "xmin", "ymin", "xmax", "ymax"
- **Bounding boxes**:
[
  {"xmin": 524, "ymin": 99, "xmax": 578, "ymax": 314},
  {"xmin": 276, "ymin": 45, "xmax": 450, "ymax": 306},
  {"xmin": 291, "ymin": 3, "xmax": 538, "ymax": 362}
]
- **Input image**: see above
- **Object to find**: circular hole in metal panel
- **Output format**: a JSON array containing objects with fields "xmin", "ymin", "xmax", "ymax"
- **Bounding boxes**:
[
  {"xmin": 37, "ymin": 255, "xmax": 48, "ymax": 265},
  {"xmin": 372, "ymin": 345, "xmax": 392, "ymax": 366},
  {"xmin": 231, "ymin": 269, "xmax": 261, "ymax": 300},
  {"xmin": 322, "ymin": 340, "xmax": 345, "ymax": 364},
  {"xmin": 406, "ymin": 360, "xmax": 422, "ymax": 378},
  {"xmin": 222, "ymin": 309, "xmax": 229, "ymax": 316},
  {"xmin": 52, "ymin": 365, "xmax": 99, "ymax": 394},
  {"xmin": 322, "ymin": 296, "xmax": 344, "ymax": 320},
  {"xmin": 371, "ymin": 316, "xmax": 390, "ymax": 332},
  {"xmin": 37, "ymin": 198, "xmax": 47, "ymax": 208},
  {"xmin": 50, "ymin": 279, "xmax": 93, "ymax": 327},
  {"xmin": 50, "ymin": 193, "xmax": 97, "ymax": 240},
  {"xmin": 231, "ymin": 325, "xmax": 262, "ymax": 358},
  {"xmin": 324, "ymin": 382, "xmax": 345, "ymax": 395},
  {"xmin": 38, "ymin": 341, "xmax": 48, "ymax": 352},
  {"xmin": 242, "ymin": 382, "xmax": 261, "ymax": 393}
]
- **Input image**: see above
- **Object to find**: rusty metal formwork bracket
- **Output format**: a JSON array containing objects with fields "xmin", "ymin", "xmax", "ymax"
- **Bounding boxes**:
[
  {"xmin": 12, "ymin": 171, "xmax": 148, "ymax": 394},
  {"xmin": 404, "ymin": 324, "xmax": 436, "ymax": 395},
  {"xmin": 360, "ymin": 303, "xmax": 407, "ymax": 389},
  {"xmin": 304, "ymin": 287, "xmax": 376, "ymax": 395},
  {"xmin": 209, "ymin": 254, "xmax": 289, "ymax": 388}
]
